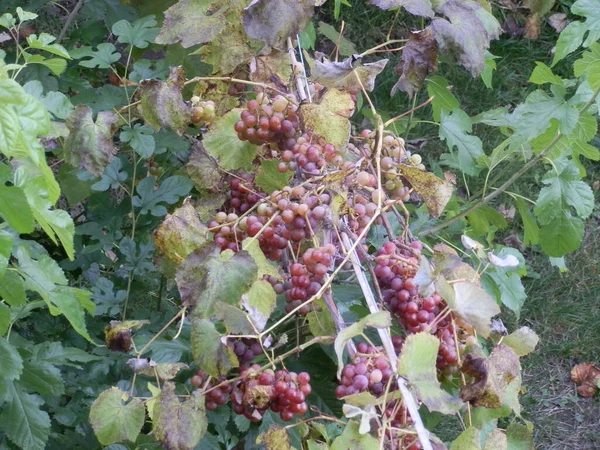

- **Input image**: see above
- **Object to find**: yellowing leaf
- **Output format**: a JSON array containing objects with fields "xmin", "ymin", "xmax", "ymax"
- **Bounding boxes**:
[
  {"xmin": 399, "ymin": 164, "xmax": 453, "ymax": 218},
  {"xmin": 300, "ymin": 88, "xmax": 354, "ymax": 149}
]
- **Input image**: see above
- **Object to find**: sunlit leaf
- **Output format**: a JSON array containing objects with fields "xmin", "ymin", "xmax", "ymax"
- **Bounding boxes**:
[{"xmin": 89, "ymin": 387, "xmax": 145, "ymax": 445}]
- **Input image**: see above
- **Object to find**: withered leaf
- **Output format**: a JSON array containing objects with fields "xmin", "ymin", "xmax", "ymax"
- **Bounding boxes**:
[
  {"xmin": 249, "ymin": 51, "xmax": 293, "ymax": 90},
  {"xmin": 369, "ymin": 0, "xmax": 435, "ymax": 18},
  {"xmin": 185, "ymin": 143, "xmax": 221, "ymax": 190},
  {"xmin": 137, "ymin": 66, "xmax": 192, "ymax": 134},
  {"xmin": 571, "ymin": 362, "xmax": 600, "ymax": 398},
  {"xmin": 307, "ymin": 52, "xmax": 388, "ymax": 92},
  {"xmin": 104, "ymin": 320, "xmax": 149, "ymax": 353},
  {"xmin": 399, "ymin": 163, "xmax": 453, "ymax": 218},
  {"xmin": 256, "ymin": 426, "xmax": 292, "ymax": 450},
  {"xmin": 392, "ymin": 28, "xmax": 438, "ymax": 98},
  {"xmin": 64, "ymin": 106, "xmax": 119, "ymax": 177},
  {"xmin": 300, "ymin": 88, "xmax": 354, "ymax": 149}
]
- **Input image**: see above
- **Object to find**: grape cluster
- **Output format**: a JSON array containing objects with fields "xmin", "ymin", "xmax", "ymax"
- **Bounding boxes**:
[
  {"xmin": 276, "ymin": 133, "xmax": 343, "ymax": 175},
  {"xmin": 190, "ymin": 97, "xmax": 216, "ymax": 124},
  {"xmin": 235, "ymin": 95, "xmax": 299, "ymax": 145},
  {"xmin": 190, "ymin": 370, "xmax": 232, "ymax": 411},
  {"xmin": 228, "ymin": 82, "xmax": 247, "ymax": 96},
  {"xmin": 335, "ymin": 343, "xmax": 395, "ymax": 398},
  {"xmin": 230, "ymin": 365, "xmax": 311, "ymax": 422},
  {"xmin": 346, "ymin": 193, "xmax": 382, "ymax": 236},
  {"xmin": 228, "ymin": 337, "xmax": 263, "ymax": 366}
]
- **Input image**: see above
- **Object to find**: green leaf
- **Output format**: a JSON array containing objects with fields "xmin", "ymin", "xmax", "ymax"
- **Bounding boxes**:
[
  {"xmin": 89, "ymin": 387, "xmax": 145, "ymax": 446},
  {"xmin": 506, "ymin": 423, "xmax": 534, "ymax": 450},
  {"xmin": 0, "ymin": 270, "xmax": 26, "ymax": 306},
  {"xmin": 242, "ymin": 237, "xmax": 281, "ymax": 280},
  {"xmin": 255, "ymin": 160, "xmax": 293, "ymax": 194},
  {"xmin": 503, "ymin": 327, "xmax": 539, "ymax": 357},
  {"xmin": 446, "ymin": 280, "xmax": 501, "ymax": 338},
  {"xmin": 487, "ymin": 272, "xmax": 526, "ymax": 318},
  {"xmin": 243, "ymin": 279, "xmax": 277, "ymax": 332},
  {"xmin": 529, "ymin": 61, "xmax": 563, "ymax": 86},
  {"xmin": 439, "ymin": 109, "xmax": 484, "ymax": 176},
  {"xmin": 118, "ymin": 237, "xmax": 155, "ymax": 276},
  {"xmin": 0, "ymin": 303, "xmax": 8, "ymax": 336},
  {"xmin": 0, "ymin": 104, "xmax": 21, "ymax": 152},
  {"xmin": 0, "ymin": 228, "xmax": 14, "ymax": 275},
  {"xmin": 92, "ymin": 157, "xmax": 128, "ymax": 192},
  {"xmin": 539, "ymin": 212, "xmax": 584, "ymax": 257},
  {"xmin": 481, "ymin": 51, "xmax": 498, "ymax": 89},
  {"xmin": 317, "ymin": 21, "xmax": 356, "ymax": 56},
  {"xmin": 112, "ymin": 16, "xmax": 159, "ymax": 49},
  {"xmin": 574, "ymin": 43, "xmax": 600, "ymax": 91},
  {"xmin": 190, "ymin": 318, "xmax": 238, "ymax": 377},
  {"xmin": 120, "ymin": 123, "xmax": 155, "ymax": 158},
  {"xmin": 176, "ymin": 243, "xmax": 257, "ymax": 314},
  {"xmin": 73, "ymin": 43, "xmax": 120, "ymax": 69},
  {"xmin": 300, "ymin": 88, "xmax": 354, "ymax": 149},
  {"xmin": 514, "ymin": 197, "xmax": 539, "ymax": 246},
  {"xmin": 430, "ymin": 0, "xmax": 501, "ymax": 76},
  {"xmin": 427, "ymin": 75, "xmax": 460, "ymax": 122},
  {"xmin": 57, "ymin": 164, "xmax": 93, "ymax": 205},
  {"xmin": 0, "ymin": 382, "xmax": 50, "ymax": 450},
  {"xmin": 451, "ymin": 426, "xmax": 481, "ymax": 449},
  {"xmin": 334, "ymin": 311, "xmax": 391, "ymax": 378},
  {"xmin": 64, "ymin": 106, "xmax": 119, "ymax": 177},
  {"xmin": 330, "ymin": 420, "xmax": 379, "ymax": 450},
  {"xmin": 16, "ymin": 8, "xmax": 38, "ymax": 22},
  {"xmin": 137, "ymin": 66, "xmax": 192, "ymax": 134},
  {"xmin": 307, "ymin": 298, "xmax": 337, "ymax": 337},
  {"xmin": 132, "ymin": 175, "xmax": 194, "ymax": 217},
  {"xmin": 154, "ymin": 202, "xmax": 207, "ymax": 264},
  {"xmin": 0, "ymin": 186, "xmax": 35, "ymax": 233},
  {"xmin": 26, "ymin": 33, "xmax": 70, "ymax": 59},
  {"xmin": 203, "ymin": 108, "xmax": 257, "ymax": 170},
  {"xmin": 552, "ymin": 0, "xmax": 600, "ymax": 64},
  {"xmin": 398, "ymin": 332, "xmax": 462, "ymax": 414},
  {"xmin": 19, "ymin": 359, "xmax": 64, "ymax": 396},
  {"xmin": 0, "ymin": 338, "xmax": 23, "ymax": 380}
]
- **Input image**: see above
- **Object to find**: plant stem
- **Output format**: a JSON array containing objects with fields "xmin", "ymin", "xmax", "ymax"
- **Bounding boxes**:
[
  {"xmin": 136, "ymin": 308, "xmax": 186, "ymax": 357},
  {"xmin": 56, "ymin": 0, "xmax": 84, "ymax": 43}
]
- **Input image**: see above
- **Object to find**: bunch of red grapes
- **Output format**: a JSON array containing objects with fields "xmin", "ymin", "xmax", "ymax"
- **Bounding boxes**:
[
  {"xmin": 190, "ymin": 370, "xmax": 232, "ymax": 411},
  {"xmin": 276, "ymin": 132, "xmax": 343, "ymax": 175},
  {"xmin": 230, "ymin": 365, "xmax": 311, "ymax": 422},
  {"xmin": 227, "ymin": 337, "xmax": 263, "ymax": 367},
  {"xmin": 235, "ymin": 95, "xmax": 299, "ymax": 145},
  {"xmin": 336, "ymin": 343, "xmax": 395, "ymax": 398}
]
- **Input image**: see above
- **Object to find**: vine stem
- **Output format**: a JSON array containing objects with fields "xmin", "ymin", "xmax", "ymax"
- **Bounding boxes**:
[
  {"xmin": 341, "ymin": 233, "xmax": 433, "ymax": 450},
  {"xmin": 136, "ymin": 307, "xmax": 186, "ymax": 357},
  {"xmin": 56, "ymin": 0, "xmax": 84, "ymax": 43},
  {"xmin": 420, "ymin": 85, "xmax": 600, "ymax": 237},
  {"xmin": 383, "ymin": 96, "xmax": 434, "ymax": 128}
]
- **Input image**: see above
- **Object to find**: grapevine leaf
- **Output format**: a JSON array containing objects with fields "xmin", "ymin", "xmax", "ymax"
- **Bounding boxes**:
[
  {"xmin": 539, "ymin": 212, "xmax": 584, "ymax": 257},
  {"xmin": 190, "ymin": 318, "xmax": 238, "ymax": 377},
  {"xmin": 0, "ymin": 186, "xmax": 35, "ymax": 233},
  {"xmin": 399, "ymin": 164, "xmax": 453, "ymax": 218},
  {"xmin": 249, "ymin": 51, "xmax": 294, "ymax": 89},
  {"xmin": 514, "ymin": 197, "xmax": 539, "ymax": 246},
  {"xmin": 119, "ymin": 123, "xmax": 155, "ymax": 159},
  {"xmin": 427, "ymin": 75, "xmax": 460, "ymax": 122},
  {"xmin": 89, "ymin": 387, "xmax": 145, "ymax": 445},
  {"xmin": 186, "ymin": 144, "xmax": 221, "ymax": 190},
  {"xmin": 19, "ymin": 359, "xmax": 64, "ymax": 396},
  {"xmin": 317, "ymin": 22, "xmax": 356, "ymax": 56},
  {"xmin": 330, "ymin": 420, "xmax": 380, "ymax": 449},
  {"xmin": 334, "ymin": 311, "xmax": 391, "ymax": 378},
  {"xmin": 503, "ymin": 327, "xmax": 539, "ymax": 357},
  {"xmin": 506, "ymin": 423, "xmax": 534, "ymax": 450},
  {"xmin": 300, "ymin": 88, "xmax": 354, "ymax": 149},
  {"xmin": 0, "ymin": 382, "xmax": 50, "ymax": 450},
  {"xmin": 26, "ymin": 33, "xmax": 70, "ymax": 59},
  {"xmin": 214, "ymin": 301, "xmax": 255, "ymax": 335},
  {"xmin": 112, "ymin": 16, "xmax": 159, "ymax": 49},
  {"xmin": 0, "ymin": 338, "xmax": 23, "ymax": 380},
  {"xmin": 467, "ymin": 205, "xmax": 508, "ymax": 236},
  {"xmin": 369, "ymin": 0, "xmax": 434, "ymax": 18},
  {"xmin": 529, "ymin": 61, "xmax": 564, "ymax": 86},
  {"xmin": 487, "ymin": 272, "xmax": 526, "ymax": 318},
  {"xmin": 132, "ymin": 175, "xmax": 194, "ymax": 217},
  {"xmin": 135, "ymin": 362, "xmax": 189, "ymax": 380},
  {"xmin": 307, "ymin": 299, "xmax": 337, "ymax": 337},
  {"xmin": 203, "ymin": 108, "xmax": 257, "ymax": 169},
  {"xmin": 574, "ymin": 43, "xmax": 600, "ymax": 91},
  {"xmin": 255, "ymin": 160, "xmax": 293, "ymax": 194},
  {"xmin": 176, "ymin": 243, "xmax": 257, "ymax": 315},
  {"xmin": 153, "ymin": 383, "xmax": 207, "ymax": 450},
  {"xmin": 155, "ymin": 0, "xmax": 227, "ymax": 48},
  {"xmin": 306, "ymin": 52, "xmax": 389, "ymax": 92},
  {"xmin": 64, "ymin": 106, "xmax": 119, "ymax": 177},
  {"xmin": 483, "ymin": 428, "xmax": 507, "ymax": 450},
  {"xmin": 0, "ymin": 303, "xmax": 8, "ymax": 336},
  {"xmin": 460, "ymin": 345, "xmax": 521, "ymax": 409},
  {"xmin": 154, "ymin": 202, "xmax": 207, "ymax": 264},
  {"xmin": 73, "ymin": 43, "xmax": 120, "ymax": 69},
  {"xmin": 0, "ymin": 229, "xmax": 13, "ymax": 275},
  {"xmin": 137, "ymin": 66, "xmax": 192, "ymax": 134},
  {"xmin": 450, "ymin": 427, "xmax": 480, "ymax": 450},
  {"xmin": 398, "ymin": 333, "xmax": 462, "ymax": 414},
  {"xmin": 552, "ymin": 0, "xmax": 600, "ymax": 64},
  {"xmin": 449, "ymin": 281, "xmax": 500, "ymax": 338},
  {"xmin": 92, "ymin": 157, "xmax": 128, "ymax": 191},
  {"xmin": 439, "ymin": 109, "xmax": 484, "ymax": 176},
  {"xmin": 243, "ymin": 0, "xmax": 315, "ymax": 51},
  {"xmin": 256, "ymin": 425, "xmax": 292, "ymax": 449},
  {"xmin": 242, "ymin": 279, "xmax": 277, "ymax": 332},
  {"xmin": 242, "ymin": 237, "xmax": 281, "ymax": 279},
  {"xmin": 430, "ymin": 0, "xmax": 501, "ymax": 76},
  {"xmin": 391, "ymin": 28, "xmax": 438, "ymax": 97}
]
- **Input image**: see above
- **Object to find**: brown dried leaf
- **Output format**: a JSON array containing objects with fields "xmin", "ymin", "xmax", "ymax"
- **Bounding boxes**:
[
  {"xmin": 399, "ymin": 164, "xmax": 453, "ymax": 218},
  {"xmin": 307, "ymin": 52, "xmax": 388, "ymax": 92},
  {"xmin": 547, "ymin": 13, "xmax": 569, "ymax": 33},
  {"xmin": 392, "ymin": 28, "xmax": 438, "ymax": 98},
  {"xmin": 104, "ymin": 320, "xmax": 149, "ymax": 353},
  {"xmin": 249, "ymin": 52, "xmax": 293, "ymax": 90},
  {"xmin": 571, "ymin": 362, "xmax": 600, "ymax": 398},
  {"xmin": 186, "ymin": 143, "xmax": 221, "ymax": 190},
  {"xmin": 256, "ymin": 425, "xmax": 292, "ymax": 450}
]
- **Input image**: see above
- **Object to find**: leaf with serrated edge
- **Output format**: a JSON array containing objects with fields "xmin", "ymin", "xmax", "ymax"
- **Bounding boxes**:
[
  {"xmin": 190, "ymin": 318, "xmax": 238, "ymax": 377},
  {"xmin": 503, "ymin": 327, "xmax": 539, "ymax": 357},
  {"xmin": 89, "ymin": 387, "xmax": 145, "ymax": 445},
  {"xmin": 186, "ymin": 143, "xmax": 221, "ymax": 190},
  {"xmin": 330, "ymin": 421, "xmax": 379, "ymax": 450},
  {"xmin": 450, "ymin": 426, "xmax": 480, "ymax": 450},
  {"xmin": 398, "ymin": 333, "xmax": 462, "ymax": 414},
  {"xmin": 450, "ymin": 281, "xmax": 500, "ymax": 338},
  {"xmin": 392, "ymin": 28, "xmax": 438, "ymax": 97},
  {"xmin": 439, "ymin": 109, "xmax": 484, "ymax": 176},
  {"xmin": 0, "ymin": 339, "xmax": 23, "ymax": 380},
  {"xmin": 255, "ymin": 160, "xmax": 293, "ymax": 194},
  {"xmin": 242, "ymin": 237, "xmax": 281, "ymax": 279}
]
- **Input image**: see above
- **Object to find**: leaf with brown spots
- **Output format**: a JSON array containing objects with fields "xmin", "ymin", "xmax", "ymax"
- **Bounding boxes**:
[
  {"xmin": 300, "ymin": 88, "xmax": 354, "ymax": 149},
  {"xmin": 399, "ymin": 164, "xmax": 454, "ymax": 218},
  {"xmin": 392, "ymin": 28, "xmax": 438, "ymax": 98},
  {"xmin": 256, "ymin": 426, "xmax": 292, "ymax": 450},
  {"xmin": 307, "ymin": 52, "xmax": 388, "ymax": 92},
  {"xmin": 154, "ymin": 202, "xmax": 207, "ymax": 264}
]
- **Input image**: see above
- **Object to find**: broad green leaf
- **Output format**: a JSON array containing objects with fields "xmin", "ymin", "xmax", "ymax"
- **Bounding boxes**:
[
  {"xmin": 487, "ymin": 272, "xmax": 526, "ymax": 318},
  {"xmin": 255, "ymin": 160, "xmax": 293, "ymax": 194},
  {"xmin": 539, "ymin": 212, "xmax": 584, "ymax": 257},
  {"xmin": 118, "ymin": 237, "xmax": 155, "ymax": 276},
  {"xmin": 203, "ymin": 108, "xmax": 257, "ymax": 170},
  {"xmin": 16, "ymin": 8, "xmax": 38, "ymax": 22},
  {"xmin": 19, "ymin": 360, "xmax": 64, "ymax": 396},
  {"xmin": 506, "ymin": 423, "xmax": 534, "ymax": 450},
  {"xmin": 398, "ymin": 333, "xmax": 462, "ymax": 414},
  {"xmin": 0, "ymin": 13, "xmax": 16, "ymax": 30},
  {"xmin": 64, "ymin": 106, "xmax": 119, "ymax": 177},
  {"xmin": 307, "ymin": 298, "xmax": 337, "ymax": 337},
  {"xmin": 467, "ymin": 205, "xmax": 508, "ymax": 236},
  {"xmin": 132, "ymin": 175, "xmax": 194, "ymax": 217},
  {"xmin": 57, "ymin": 164, "xmax": 93, "ymax": 205},
  {"xmin": 242, "ymin": 237, "xmax": 281, "ymax": 279},
  {"xmin": 330, "ymin": 421, "xmax": 379, "ymax": 450},
  {"xmin": 92, "ymin": 157, "xmax": 128, "ymax": 191},
  {"xmin": 26, "ymin": 33, "xmax": 70, "ymax": 59},
  {"xmin": 0, "ymin": 228, "xmax": 14, "ymax": 275},
  {"xmin": 112, "ymin": 16, "xmax": 159, "ymax": 49},
  {"xmin": 0, "ymin": 186, "xmax": 35, "ymax": 233},
  {"xmin": 481, "ymin": 51, "xmax": 498, "ymax": 89},
  {"xmin": 552, "ymin": 0, "xmax": 600, "ymax": 64},
  {"xmin": 369, "ymin": 0, "xmax": 434, "ymax": 18},
  {"xmin": 529, "ymin": 61, "xmax": 563, "ymax": 86},
  {"xmin": 176, "ymin": 243, "xmax": 257, "ymax": 315},
  {"xmin": 430, "ymin": 0, "xmax": 501, "ymax": 76},
  {"xmin": 574, "ymin": 43, "xmax": 600, "ymax": 90},
  {"xmin": 24, "ymin": 54, "xmax": 67, "ymax": 76},
  {"xmin": 317, "ymin": 22, "xmax": 357, "ymax": 56},
  {"xmin": 0, "ymin": 79, "xmax": 26, "ymax": 104},
  {"xmin": 0, "ymin": 382, "xmax": 50, "ymax": 450},
  {"xmin": 451, "ymin": 426, "xmax": 481, "ymax": 449},
  {"xmin": 300, "ymin": 88, "xmax": 354, "ymax": 149},
  {"xmin": 214, "ymin": 301, "xmax": 255, "ymax": 335},
  {"xmin": 439, "ymin": 109, "xmax": 484, "ymax": 176},
  {"xmin": 154, "ymin": 202, "xmax": 207, "ymax": 263},
  {"xmin": 0, "ymin": 105, "xmax": 24, "ymax": 152},
  {"xmin": 190, "ymin": 318, "xmax": 238, "ymax": 377},
  {"xmin": 448, "ymin": 281, "xmax": 500, "ymax": 338},
  {"xmin": 334, "ymin": 311, "xmax": 391, "ymax": 378},
  {"xmin": 0, "ymin": 338, "xmax": 23, "ymax": 380},
  {"xmin": 129, "ymin": 58, "xmax": 169, "ymax": 83},
  {"xmin": 120, "ymin": 123, "xmax": 155, "ymax": 158},
  {"xmin": 89, "ymin": 387, "xmax": 145, "ymax": 445},
  {"xmin": 503, "ymin": 327, "xmax": 539, "ymax": 356},
  {"xmin": 0, "ymin": 270, "xmax": 26, "ymax": 306},
  {"xmin": 73, "ymin": 43, "xmax": 120, "ymax": 69},
  {"xmin": 155, "ymin": 0, "xmax": 227, "ymax": 48},
  {"xmin": 427, "ymin": 75, "xmax": 460, "ymax": 122},
  {"xmin": 514, "ymin": 197, "xmax": 539, "ymax": 246},
  {"xmin": 137, "ymin": 66, "xmax": 192, "ymax": 134},
  {"xmin": 0, "ymin": 303, "xmax": 8, "ymax": 336}
]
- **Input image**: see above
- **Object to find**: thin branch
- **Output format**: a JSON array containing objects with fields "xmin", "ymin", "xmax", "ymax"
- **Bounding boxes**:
[
  {"xmin": 56, "ymin": 0, "xmax": 84, "ymax": 43},
  {"xmin": 383, "ymin": 96, "xmax": 434, "ymax": 128}
]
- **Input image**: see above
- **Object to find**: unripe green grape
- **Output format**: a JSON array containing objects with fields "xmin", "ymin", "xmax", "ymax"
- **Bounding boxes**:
[
  {"xmin": 385, "ymin": 179, "xmax": 396, "ymax": 190},
  {"xmin": 215, "ymin": 211, "xmax": 227, "ymax": 223},
  {"xmin": 411, "ymin": 154, "xmax": 422, "ymax": 165},
  {"xmin": 191, "ymin": 95, "xmax": 200, "ymax": 105},
  {"xmin": 371, "ymin": 188, "xmax": 385, "ymax": 204}
]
